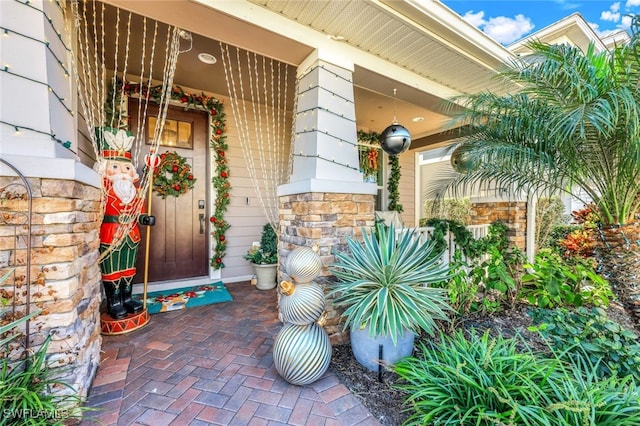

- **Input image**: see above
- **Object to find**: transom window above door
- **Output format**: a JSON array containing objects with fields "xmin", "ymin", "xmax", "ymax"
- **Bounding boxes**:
[{"xmin": 147, "ymin": 116, "xmax": 193, "ymax": 149}]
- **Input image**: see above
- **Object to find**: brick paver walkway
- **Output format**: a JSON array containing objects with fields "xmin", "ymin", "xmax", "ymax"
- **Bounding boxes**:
[{"xmin": 80, "ymin": 281, "xmax": 379, "ymax": 425}]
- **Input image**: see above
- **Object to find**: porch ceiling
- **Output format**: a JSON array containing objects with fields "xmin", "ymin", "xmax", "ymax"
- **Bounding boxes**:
[{"xmin": 102, "ymin": 0, "xmax": 515, "ymax": 149}]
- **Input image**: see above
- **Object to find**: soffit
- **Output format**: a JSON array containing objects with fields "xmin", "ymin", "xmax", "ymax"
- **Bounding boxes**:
[
  {"xmin": 100, "ymin": 0, "xmax": 511, "ymax": 145},
  {"xmin": 248, "ymin": 0, "xmax": 513, "ymax": 96}
]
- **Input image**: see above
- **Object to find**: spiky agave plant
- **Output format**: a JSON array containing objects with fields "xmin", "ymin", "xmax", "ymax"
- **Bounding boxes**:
[{"xmin": 329, "ymin": 224, "xmax": 452, "ymax": 345}]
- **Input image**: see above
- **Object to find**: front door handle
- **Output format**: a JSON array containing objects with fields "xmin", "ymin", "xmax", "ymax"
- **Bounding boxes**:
[{"xmin": 199, "ymin": 213, "xmax": 205, "ymax": 234}]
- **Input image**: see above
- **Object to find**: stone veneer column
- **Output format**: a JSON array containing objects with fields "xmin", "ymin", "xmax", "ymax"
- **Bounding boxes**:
[
  {"xmin": 470, "ymin": 201, "xmax": 527, "ymax": 250},
  {"xmin": 279, "ymin": 192, "xmax": 375, "ymax": 344},
  {"xmin": 278, "ymin": 49, "xmax": 377, "ymax": 345},
  {"xmin": 0, "ymin": 177, "xmax": 102, "ymax": 398}
]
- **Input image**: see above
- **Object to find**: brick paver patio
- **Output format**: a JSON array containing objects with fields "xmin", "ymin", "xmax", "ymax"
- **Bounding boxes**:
[{"xmin": 80, "ymin": 281, "xmax": 379, "ymax": 425}]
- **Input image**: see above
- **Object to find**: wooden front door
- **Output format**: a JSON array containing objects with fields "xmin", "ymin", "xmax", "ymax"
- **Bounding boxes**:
[{"xmin": 130, "ymin": 101, "xmax": 209, "ymax": 283}]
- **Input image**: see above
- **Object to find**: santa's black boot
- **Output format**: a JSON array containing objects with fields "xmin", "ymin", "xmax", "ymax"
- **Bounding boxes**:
[
  {"xmin": 103, "ymin": 280, "xmax": 127, "ymax": 319},
  {"xmin": 122, "ymin": 277, "xmax": 143, "ymax": 314}
]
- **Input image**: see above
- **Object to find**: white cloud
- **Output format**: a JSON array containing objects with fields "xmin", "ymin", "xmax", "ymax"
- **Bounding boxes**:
[
  {"xmin": 621, "ymin": 15, "xmax": 633, "ymax": 28},
  {"xmin": 462, "ymin": 11, "xmax": 534, "ymax": 44},
  {"xmin": 601, "ymin": 10, "xmax": 621, "ymax": 22},
  {"xmin": 462, "ymin": 10, "xmax": 486, "ymax": 28},
  {"xmin": 601, "ymin": 2, "xmax": 622, "ymax": 22},
  {"xmin": 553, "ymin": 0, "xmax": 581, "ymax": 10},
  {"xmin": 626, "ymin": 0, "xmax": 640, "ymax": 7}
]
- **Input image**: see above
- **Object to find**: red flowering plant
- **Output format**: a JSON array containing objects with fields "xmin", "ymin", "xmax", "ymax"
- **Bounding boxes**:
[{"xmin": 558, "ymin": 204, "xmax": 599, "ymax": 260}]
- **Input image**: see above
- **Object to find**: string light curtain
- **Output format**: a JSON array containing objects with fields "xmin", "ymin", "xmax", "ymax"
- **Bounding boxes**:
[
  {"xmin": 219, "ymin": 43, "xmax": 293, "ymax": 229},
  {"xmin": 68, "ymin": 1, "xmax": 183, "ymax": 260}
]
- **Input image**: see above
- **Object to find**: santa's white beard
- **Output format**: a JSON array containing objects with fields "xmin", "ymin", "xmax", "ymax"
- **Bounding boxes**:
[{"xmin": 109, "ymin": 174, "xmax": 137, "ymax": 204}]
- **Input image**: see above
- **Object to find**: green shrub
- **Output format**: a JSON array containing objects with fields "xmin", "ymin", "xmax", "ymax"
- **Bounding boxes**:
[
  {"xmin": 439, "ymin": 246, "xmax": 525, "ymax": 315},
  {"xmin": 535, "ymin": 197, "xmax": 569, "ymax": 251},
  {"xmin": 530, "ymin": 306, "xmax": 640, "ymax": 382},
  {"xmin": 394, "ymin": 330, "xmax": 552, "ymax": 425},
  {"xmin": 541, "ymin": 346, "xmax": 640, "ymax": 426},
  {"xmin": 520, "ymin": 250, "xmax": 612, "ymax": 308},
  {"xmin": 545, "ymin": 224, "xmax": 580, "ymax": 253},
  {"xmin": 0, "ymin": 336, "xmax": 87, "ymax": 425},
  {"xmin": 394, "ymin": 330, "xmax": 640, "ymax": 425}
]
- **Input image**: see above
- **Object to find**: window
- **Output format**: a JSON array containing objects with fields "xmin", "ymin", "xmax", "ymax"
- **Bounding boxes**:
[
  {"xmin": 147, "ymin": 116, "xmax": 193, "ymax": 149},
  {"xmin": 358, "ymin": 144, "xmax": 386, "ymax": 210}
]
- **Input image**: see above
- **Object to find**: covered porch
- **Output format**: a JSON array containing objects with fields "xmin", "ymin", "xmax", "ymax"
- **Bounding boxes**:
[{"xmin": 80, "ymin": 281, "xmax": 379, "ymax": 425}]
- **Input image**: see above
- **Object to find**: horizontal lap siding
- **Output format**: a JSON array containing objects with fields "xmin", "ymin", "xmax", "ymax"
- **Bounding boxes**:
[
  {"xmin": 399, "ymin": 151, "xmax": 415, "ymax": 226},
  {"xmin": 222, "ymin": 98, "xmax": 292, "ymax": 281}
]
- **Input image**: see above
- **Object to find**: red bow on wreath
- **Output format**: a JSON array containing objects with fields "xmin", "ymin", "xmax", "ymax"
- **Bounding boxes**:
[{"xmin": 367, "ymin": 148, "xmax": 378, "ymax": 171}]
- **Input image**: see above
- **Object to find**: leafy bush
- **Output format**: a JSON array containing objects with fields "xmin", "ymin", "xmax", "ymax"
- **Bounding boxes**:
[
  {"xmin": 425, "ymin": 219, "xmax": 509, "ymax": 260},
  {"xmin": 394, "ymin": 330, "xmax": 552, "ymax": 425},
  {"xmin": 541, "ymin": 346, "xmax": 640, "ymax": 426},
  {"xmin": 0, "ymin": 336, "xmax": 86, "ymax": 425},
  {"xmin": 520, "ymin": 249, "xmax": 612, "ymax": 308},
  {"xmin": 535, "ymin": 197, "xmax": 568, "ymax": 251},
  {"xmin": 557, "ymin": 228, "xmax": 596, "ymax": 259},
  {"xmin": 437, "ymin": 246, "xmax": 525, "ymax": 315},
  {"xmin": 545, "ymin": 224, "xmax": 580, "ymax": 253},
  {"xmin": 244, "ymin": 223, "xmax": 278, "ymax": 264},
  {"xmin": 394, "ymin": 330, "xmax": 640, "ymax": 425},
  {"xmin": 530, "ymin": 306, "xmax": 640, "ymax": 382},
  {"xmin": 430, "ymin": 220, "xmax": 524, "ymax": 315}
]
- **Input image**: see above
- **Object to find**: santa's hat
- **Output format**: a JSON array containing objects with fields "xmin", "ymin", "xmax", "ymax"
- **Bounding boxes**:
[{"xmin": 97, "ymin": 127, "xmax": 135, "ymax": 161}]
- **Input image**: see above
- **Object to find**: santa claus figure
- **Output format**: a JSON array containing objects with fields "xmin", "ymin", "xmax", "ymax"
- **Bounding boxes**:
[{"xmin": 98, "ymin": 128, "xmax": 155, "ymax": 319}]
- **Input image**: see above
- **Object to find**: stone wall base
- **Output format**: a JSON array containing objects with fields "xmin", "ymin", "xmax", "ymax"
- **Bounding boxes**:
[
  {"xmin": 279, "ymin": 192, "xmax": 375, "ymax": 345},
  {"xmin": 0, "ymin": 176, "xmax": 102, "ymax": 399},
  {"xmin": 471, "ymin": 201, "xmax": 527, "ymax": 250}
]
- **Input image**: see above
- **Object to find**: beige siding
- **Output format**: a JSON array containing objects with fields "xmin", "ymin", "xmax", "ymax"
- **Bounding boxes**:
[
  {"xmin": 398, "ymin": 151, "xmax": 415, "ymax": 226},
  {"xmin": 219, "ymin": 95, "xmax": 292, "ymax": 281}
]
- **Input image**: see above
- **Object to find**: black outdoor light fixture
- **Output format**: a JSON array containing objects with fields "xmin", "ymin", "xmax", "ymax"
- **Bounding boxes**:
[{"xmin": 380, "ymin": 89, "xmax": 412, "ymax": 156}]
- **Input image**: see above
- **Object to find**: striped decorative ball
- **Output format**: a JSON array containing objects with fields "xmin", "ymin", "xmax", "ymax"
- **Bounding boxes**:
[
  {"xmin": 273, "ymin": 322, "xmax": 332, "ymax": 385},
  {"xmin": 285, "ymin": 246, "xmax": 322, "ymax": 283},
  {"xmin": 279, "ymin": 282, "xmax": 325, "ymax": 325}
]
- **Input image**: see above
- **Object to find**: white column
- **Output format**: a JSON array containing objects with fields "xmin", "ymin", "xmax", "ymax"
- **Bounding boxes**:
[
  {"xmin": 0, "ymin": 0, "xmax": 96, "ymax": 185},
  {"xmin": 278, "ymin": 49, "xmax": 376, "ymax": 196}
]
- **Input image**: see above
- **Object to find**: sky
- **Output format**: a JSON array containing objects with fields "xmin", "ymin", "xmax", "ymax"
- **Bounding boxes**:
[{"xmin": 441, "ymin": 0, "xmax": 640, "ymax": 44}]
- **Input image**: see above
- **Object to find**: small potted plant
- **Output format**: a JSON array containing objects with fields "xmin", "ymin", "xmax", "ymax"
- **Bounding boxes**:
[
  {"xmin": 329, "ymin": 223, "xmax": 453, "ymax": 371},
  {"xmin": 244, "ymin": 223, "xmax": 278, "ymax": 290}
]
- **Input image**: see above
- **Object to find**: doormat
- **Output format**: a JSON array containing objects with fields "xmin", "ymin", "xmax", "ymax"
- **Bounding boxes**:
[{"xmin": 136, "ymin": 282, "xmax": 233, "ymax": 314}]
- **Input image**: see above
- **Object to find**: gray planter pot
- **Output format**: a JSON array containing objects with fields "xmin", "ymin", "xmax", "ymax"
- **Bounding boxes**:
[
  {"xmin": 254, "ymin": 264, "xmax": 278, "ymax": 290},
  {"xmin": 350, "ymin": 324, "xmax": 415, "ymax": 372}
]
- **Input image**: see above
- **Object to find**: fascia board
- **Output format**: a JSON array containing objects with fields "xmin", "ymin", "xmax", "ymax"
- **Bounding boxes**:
[{"xmin": 378, "ymin": 0, "xmax": 515, "ymax": 70}]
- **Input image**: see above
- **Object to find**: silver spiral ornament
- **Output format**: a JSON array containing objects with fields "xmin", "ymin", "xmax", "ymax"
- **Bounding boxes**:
[
  {"xmin": 279, "ymin": 282, "xmax": 326, "ymax": 325},
  {"xmin": 272, "ymin": 322, "xmax": 332, "ymax": 385},
  {"xmin": 285, "ymin": 246, "xmax": 323, "ymax": 283}
]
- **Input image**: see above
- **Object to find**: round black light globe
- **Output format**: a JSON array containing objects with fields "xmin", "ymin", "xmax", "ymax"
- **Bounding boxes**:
[
  {"xmin": 380, "ymin": 124, "xmax": 411, "ymax": 155},
  {"xmin": 450, "ymin": 145, "xmax": 474, "ymax": 173}
]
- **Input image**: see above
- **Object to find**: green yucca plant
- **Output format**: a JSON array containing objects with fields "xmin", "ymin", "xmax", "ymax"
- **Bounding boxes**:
[{"xmin": 329, "ymin": 224, "xmax": 453, "ymax": 345}]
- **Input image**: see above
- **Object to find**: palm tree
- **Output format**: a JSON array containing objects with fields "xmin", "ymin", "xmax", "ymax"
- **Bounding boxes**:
[{"xmin": 440, "ymin": 40, "xmax": 640, "ymax": 326}]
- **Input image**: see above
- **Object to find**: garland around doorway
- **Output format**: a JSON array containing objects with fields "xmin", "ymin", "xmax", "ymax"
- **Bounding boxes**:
[{"xmin": 120, "ymin": 83, "xmax": 229, "ymax": 270}]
